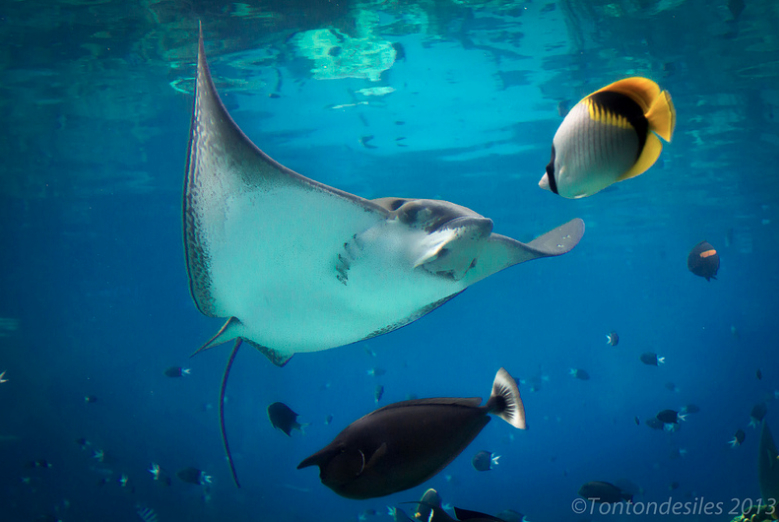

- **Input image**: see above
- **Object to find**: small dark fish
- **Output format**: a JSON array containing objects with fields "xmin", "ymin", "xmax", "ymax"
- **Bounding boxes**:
[
  {"xmin": 268, "ymin": 402, "xmax": 305, "ymax": 436},
  {"xmin": 325, "ymin": 414, "xmax": 334, "ymax": 425},
  {"xmin": 27, "ymin": 459, "xmax": 52, "ymax": 469},
  {"xmin": 634, "ymin": 416, "xmax": 640, "ymax": 426},
  {"xmin": 640, "ymin": 352, "xmax": 665, "ymax": 366},
  {"xmin": 757, "ymin": 369, "xmax": 763, "ymax": 380},
  {"xmin": 76, "ymin": 437, "xmax": 90, "ymax": 448},
  {"xmin": 395, "ymin": 121, "xmax": 405, "ymax": 126},
  {"xmin": 687, "ymin": 241, "xmax": 720, "ymax": 281},
  {"xmin": 268, "ymin": 93, "xmax": 281, "ymax": 99},
  {"xmin": 606, "ymin": 331, "xmax": 619, "ymax": 346},
  {"xmin": 645, "ymin": 417, "xmax": 664, "ymax": 430},
  {"xmin": 570, "ymin": 368, "xmax": 590, "ymax": 380},
  {"xmin": 84, "ymin": 395, "xmax": 98, "ymax": 403},
  {"xmin": 176, "ymin": 467, "xmax": 212, "ymax": 485},
  {"xmin": 392, "ymin": 42, "xmax": 406, "ymax": 61},
  {"xmin": 367, "ymin": 367, "xmax": 386, "ymax": 377},
  {"xmin": 297, "ymin": 368, "xmax": 525, "ymax": 499},
  {"xmin": 578, "ymin": 481, "xmax": 633, "ymax": 503},
  {"xmin": 360, "ymin": 135, "xmax": 378, "ymax": 149},
  {"xmin": 656, "ymin": 409, "xmax": 684, "ymax": 425},
  {"xmin": 665, "ymin": 381, "xmax": 678, "ymax": 392},
  {"xmin": 164, "ymin": 366, "xmax": 191, "ymax": 378},
  {"xmin": 681, "ymin": 404, "xmax": 700, "ymax": 414},
  {"xmin": 669, "ymin": 481, "xmax": 680, "ymax": 491},
  {"xmin": 471, "ymin": 450, "xmax": 499, "ymax": 471},
  {"xmin": 730, "ymin": 429, "xmax": 746, "ymax": 447},
  {"xmin": 374, "ymin": 384, "xmax": 384, "ymax": 403},
  {"xmin": 750, "ymin": 403, "xmax": 768, "ymax": 427}
]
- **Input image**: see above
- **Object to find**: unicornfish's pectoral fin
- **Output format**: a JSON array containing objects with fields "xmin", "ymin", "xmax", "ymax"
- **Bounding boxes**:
[
  {"xmin": 365, "ymin": 443, "xmax": 388, "ymax": 470},
  {"xmin": 461, "ymin": 218, "xmax": 584, "ymax": 286}
]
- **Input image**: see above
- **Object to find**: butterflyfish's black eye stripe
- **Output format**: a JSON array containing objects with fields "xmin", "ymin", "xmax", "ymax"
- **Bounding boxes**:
[
  {"xmin": 589, "ymin": 90, "xmax": 648, "ymax": 160},
  {"xmin": 545, "ymin": 145, "xmax": 558, "ymax": 194}
]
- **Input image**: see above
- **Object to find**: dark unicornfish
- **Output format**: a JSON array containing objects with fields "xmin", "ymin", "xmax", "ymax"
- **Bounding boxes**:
[
  {"xmin": 297, "ymin": 368, "xmax": 525, "ymax": 499},
  {"xmin": 539, "ymin": 77, "xmax": 675, "ymax": 198},
  {"xmin": 687, "ymin": 241, "xmax": 719, "ymax": 281},
  {"xmin": 268, "ymin": 402, "xmax": 305, "ymax": 436},
  {"xmin": 578, "ymin": 481, "xmax": 634, "ymax": 503}
]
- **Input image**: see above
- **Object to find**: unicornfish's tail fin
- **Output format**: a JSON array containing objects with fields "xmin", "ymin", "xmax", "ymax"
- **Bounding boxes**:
[{"xmin": 486, "ymin": 368, "xmax": 526, "ymax": 429}]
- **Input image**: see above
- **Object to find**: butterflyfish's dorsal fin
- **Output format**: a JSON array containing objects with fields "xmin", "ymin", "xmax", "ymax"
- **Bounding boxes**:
[
  {"xmin": 592, "ymin": 77, "xmax": 661, "ymax": 113},
  {"xmin": 619, "ymin": 132, "xmax": 663, "ymax": 181}
]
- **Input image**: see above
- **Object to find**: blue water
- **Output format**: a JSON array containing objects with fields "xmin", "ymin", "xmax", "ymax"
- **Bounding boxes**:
[{"xmin": 2, "ymin": 1, "xmax": 779, "ymax": 521}]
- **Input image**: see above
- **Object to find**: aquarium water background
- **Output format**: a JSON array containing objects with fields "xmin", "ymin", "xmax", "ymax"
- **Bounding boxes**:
[{"xmin": 1, "ymin": 0, "xmax": 778, "ymax": 521}]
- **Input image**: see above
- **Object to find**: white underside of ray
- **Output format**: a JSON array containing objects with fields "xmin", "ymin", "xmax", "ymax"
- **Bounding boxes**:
[{"xmin": 205, "ymin": 188, "xmax": 466, "ymax": 355}]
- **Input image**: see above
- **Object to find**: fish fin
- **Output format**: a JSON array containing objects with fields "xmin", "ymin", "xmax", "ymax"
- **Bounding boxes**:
[
  {"xmin": 242, "ymin": 338, "xmax": 293, "ymax": 367},
  {"xmin": 487, "ymin": 368, "xmax": 526, "ymax": 429},
  {"xmin": 366, "ymin": 442, "xmax": 388, "ymax": 469},
  {"xmin": 220, "ymin": 339, "xmax": 243, "ymax": 488},
  {"xmin": 618, "ymin": 132, "xmax": 663, "ymax": 181},
  {"xmin": 592, "ymin": 77, "xmax": 661, "ymax": 114},
  {"xmin": 296, "ymin": 422, "xmax": 312, "ymax": 435},
  {"xmin": 645, "ymin": 89, "xmax": 676, "ymax": 142},
  {"xmin": 191, "ymin": 317, "xmax": 243, "ymax": 357},
  {"xmin": 453, "ymin": 506, "xmax": 505, "ymax": 521},
  {"xmin": 658, "ymin": 357, "xmax": 665, "ymax": 364},
  {"xmin": 460, "ymin": 218, "xmax": 584, "ymax": 287}
]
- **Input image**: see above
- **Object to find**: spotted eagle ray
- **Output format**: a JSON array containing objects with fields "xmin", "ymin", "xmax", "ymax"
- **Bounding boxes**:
[{"xmin": 184, "ymin": 27, "xmax": 584, "ymax": 487}]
